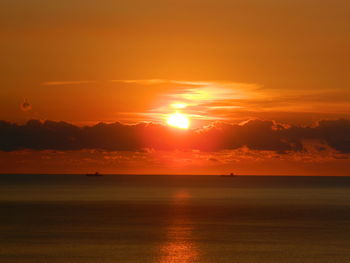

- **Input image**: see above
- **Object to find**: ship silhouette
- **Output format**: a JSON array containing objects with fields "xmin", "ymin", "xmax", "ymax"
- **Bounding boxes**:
[
  {"xmin": 220, "ymin": 172, "xmax": 237, "ymax": 178},
  {"xmin": 86, "ymin": 171, "xmax": 103, "ymax": 177}
]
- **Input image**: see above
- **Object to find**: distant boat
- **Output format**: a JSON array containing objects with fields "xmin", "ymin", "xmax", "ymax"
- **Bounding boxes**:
[
  {"xmin": 220, "ymin": 173, "xmax": 237, "ymax": 178},
  {"xmin": 86, "ymin": 172, "xmax": 103, "ymax": 177}
]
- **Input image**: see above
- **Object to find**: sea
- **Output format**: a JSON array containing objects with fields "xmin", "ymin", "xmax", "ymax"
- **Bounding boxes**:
[{"xmin": 0, "ymin": 174, "xmax": 349, "ymax": 263}]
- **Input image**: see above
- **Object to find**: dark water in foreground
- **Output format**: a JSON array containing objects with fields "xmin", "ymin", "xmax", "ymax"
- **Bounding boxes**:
[{"xmin": 0, "ymin": 175, "xmax": 350, "ymax": 263}]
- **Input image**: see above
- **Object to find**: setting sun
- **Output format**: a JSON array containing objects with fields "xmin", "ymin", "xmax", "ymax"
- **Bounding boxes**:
[
  {"xmin": 167, "ymin": 112, "xmax": 190, "ymax": 129},
  {"xmin": 1, "ymin": 1, "xmax": 350, "ymax": 262}
]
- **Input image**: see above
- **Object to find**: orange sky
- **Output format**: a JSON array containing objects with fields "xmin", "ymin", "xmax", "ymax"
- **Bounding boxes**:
[{"xmin": 0, "ymin": 0, "xmax": 349, "ymax": 175}]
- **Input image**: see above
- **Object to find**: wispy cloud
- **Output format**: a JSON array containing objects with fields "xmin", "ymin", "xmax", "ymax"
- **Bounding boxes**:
[
  {"xmin": 41, "ymin": 81, "xmax": 95, "ymax": 86},
  {"xmin": 110, "ymin": 79, "xmax": 210, "ymax": 86},
  {"xmin": 38, "ymin": 78, "xmax": 350, "ymax": 125}
]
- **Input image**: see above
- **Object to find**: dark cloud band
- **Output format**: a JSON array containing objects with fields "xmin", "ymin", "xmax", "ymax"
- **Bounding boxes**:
[{"xmin": 0, "ymin": 119, "xmax": 349, "ymax": 153}]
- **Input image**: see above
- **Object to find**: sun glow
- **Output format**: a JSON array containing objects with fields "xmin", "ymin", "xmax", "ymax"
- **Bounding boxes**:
[
  {"xmin": 171, "ymin": 103, "xmax": 187, "ymax": 109},
  {"xmin": 167, "ymin": 112, "xmax": 190, "ymax": 129}
]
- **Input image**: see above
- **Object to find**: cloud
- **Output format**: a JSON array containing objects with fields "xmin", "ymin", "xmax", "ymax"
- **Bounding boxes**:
[
  {"xmin": 121, "ymin": 79, "xmax": 263, "ymax": 123},
  {"xmin": 41, "ymin": 81, "xmax": 95, "ymax": 86},
  {"xmin": 35, "ymin": 79, "xmax": 350, "ymax": 126},
  {"xmin": 110, "ymin": 79, "xmax": 211, "ymax": 86},
  {"xmin": 20, "ymin": 98, "xmax": 32, "ymax": 112},
  {"xmin": 1, "ymin": 119, "xmax": 350, "ymax": 154}
]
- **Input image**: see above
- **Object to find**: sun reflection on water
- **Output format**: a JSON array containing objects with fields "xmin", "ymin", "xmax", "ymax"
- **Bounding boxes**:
[{"xmin": 158, "ymin": 190, "xmax": 199, "ymax": 263}]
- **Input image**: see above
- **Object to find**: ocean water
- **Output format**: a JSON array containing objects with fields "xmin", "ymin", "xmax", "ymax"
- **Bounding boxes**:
[{"xmin": 0, "ymin": 174, "xmax": 349, "ymax": 263}]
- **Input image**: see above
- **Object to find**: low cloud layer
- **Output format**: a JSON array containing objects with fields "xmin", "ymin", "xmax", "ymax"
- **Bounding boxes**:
[{"xmin": 0, "ymin": 119, "xmax": 349, "ymax": 153}]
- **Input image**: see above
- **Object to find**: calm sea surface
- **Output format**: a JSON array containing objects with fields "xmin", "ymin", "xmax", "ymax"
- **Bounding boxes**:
[{"xmin": 0, "ymin": 174, "xmax": 350, "ymax": 263}]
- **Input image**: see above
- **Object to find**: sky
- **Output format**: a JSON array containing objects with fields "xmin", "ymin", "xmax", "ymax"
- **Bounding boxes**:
[{"xmin": 1, "ymin": 0, "xmax": 350, "ymax": 175}]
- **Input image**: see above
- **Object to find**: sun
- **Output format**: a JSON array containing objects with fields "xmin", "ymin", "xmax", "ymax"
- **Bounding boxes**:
[{"xmin": 167, "ymin": 112, "xmax": 190, "ymax": 129}]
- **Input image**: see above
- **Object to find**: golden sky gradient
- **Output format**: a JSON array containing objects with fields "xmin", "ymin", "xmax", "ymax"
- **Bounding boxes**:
[{"xmin": 1, "ymin": 0, "xmax": 349, "ymax": 175}]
